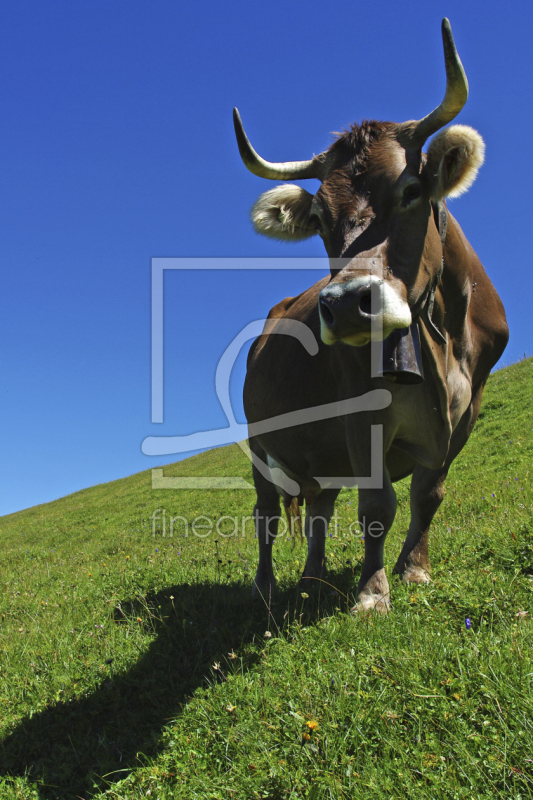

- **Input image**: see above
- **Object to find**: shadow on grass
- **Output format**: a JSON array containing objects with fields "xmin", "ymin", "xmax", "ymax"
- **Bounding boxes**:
[{"xmin": 0, "ymin": 568, "xmax": 357, "ymax": 799}]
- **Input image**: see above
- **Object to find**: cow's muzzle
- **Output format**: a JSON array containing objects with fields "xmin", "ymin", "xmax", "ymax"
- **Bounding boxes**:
[{"xmin": 318, "ymin": 275, "xmax": 412, "ymax": 346}]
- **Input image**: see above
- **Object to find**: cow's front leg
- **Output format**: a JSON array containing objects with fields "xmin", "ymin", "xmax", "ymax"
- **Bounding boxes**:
[
  {"xmin": 393, "ymin": 464, "xmax": 446, "ymax": 584},
  {"xmin": 355, "ymin": 473, "xmax": 397, "ymax": 612},
  {"xmin": 302, "ymin": 488, "xmax": 340, "ymax": 586},
  {"xmin": 345, "ymin": 416, "xmax": 396, "ymax": 612},
  {"xmin": 393, "ymin": 402, "xmax": 477, "ymax": 584}
]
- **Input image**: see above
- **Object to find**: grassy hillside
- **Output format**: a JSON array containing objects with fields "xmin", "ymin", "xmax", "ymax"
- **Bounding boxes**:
[{"xmin": 0, "ymin": 359, "xmax": 532, "ymax": 800}]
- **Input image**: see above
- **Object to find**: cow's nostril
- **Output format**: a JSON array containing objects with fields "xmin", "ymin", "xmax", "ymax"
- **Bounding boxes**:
[
  {"xmin": 359, "ymin": 290, "xmax": 372, "ymax": 315},
  {"xmin": 320, "ymin": 299, "xmax": 335, "ymax": 327}
]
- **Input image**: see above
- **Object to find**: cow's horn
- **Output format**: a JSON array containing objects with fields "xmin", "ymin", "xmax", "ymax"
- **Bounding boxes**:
[
  {"xmin": 233, "ymin": 108, "xmax": 324, "ymax": 180},
  {"xmin": 408, "ymin": 19, "xmax": 469, "ymax": 146}
]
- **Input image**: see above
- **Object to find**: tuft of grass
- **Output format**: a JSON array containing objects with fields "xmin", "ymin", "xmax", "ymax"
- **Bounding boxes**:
[{"xmin": 0, "ymin": 358, "xmax": 532, "ymax": 799}]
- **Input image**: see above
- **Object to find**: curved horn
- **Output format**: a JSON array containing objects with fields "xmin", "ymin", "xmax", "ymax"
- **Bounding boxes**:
[
  {"xmin": 407, "ymin": 19, "xmax": 469, "ymax": 146},
  {"xmin": 233, "ymin": 108, "xmax": 324, "ymax": 180}
]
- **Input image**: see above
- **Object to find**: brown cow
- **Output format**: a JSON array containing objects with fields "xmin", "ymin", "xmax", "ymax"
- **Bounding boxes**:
[{"xmin": 234, "ymin": 20, "xmax": 508, "ymax": 610}]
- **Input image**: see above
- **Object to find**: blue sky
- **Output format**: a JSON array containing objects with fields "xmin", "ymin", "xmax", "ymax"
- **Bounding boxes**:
[{"xmin": 1, "ymin": 1, "xmax": 531, "ymax": 517}]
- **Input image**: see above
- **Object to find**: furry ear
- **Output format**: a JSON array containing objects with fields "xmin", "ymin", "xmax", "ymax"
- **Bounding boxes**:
[
  {"xmin": 425, "ymin": 125, "xmax": 485, "ymax": 200},
  {"xmin": 251, "ymin": 185, "xmax": 316, "ymax": 241}
]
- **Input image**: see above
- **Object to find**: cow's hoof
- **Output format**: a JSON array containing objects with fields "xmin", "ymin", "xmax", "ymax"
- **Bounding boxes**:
[
  {"xmin": 352, "ymin": 592, "xmax": 390, "ymax": 614},
  {"xmin": 401, "ymin": 565, "xmax": 431, "ymax": 585},
  {"xmin": 354, "ymin": 568, "xmax": 390, "ymax": 613}
]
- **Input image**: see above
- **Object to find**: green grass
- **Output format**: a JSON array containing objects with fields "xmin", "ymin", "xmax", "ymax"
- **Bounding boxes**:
[{"xmin": 1, "ymin": 359, "xmax": 532, "ymax": 799}]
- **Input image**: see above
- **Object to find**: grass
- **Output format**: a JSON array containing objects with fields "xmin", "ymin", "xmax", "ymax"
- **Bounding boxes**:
[{"xmin": 0, "ymin": 358, "xmax": 532, "ymax": 799}]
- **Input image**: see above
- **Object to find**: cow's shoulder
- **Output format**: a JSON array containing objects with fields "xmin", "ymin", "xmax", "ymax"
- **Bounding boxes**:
[{"xmin": 247, "ymin": 277, "xmax": 329, "ymax": 365}]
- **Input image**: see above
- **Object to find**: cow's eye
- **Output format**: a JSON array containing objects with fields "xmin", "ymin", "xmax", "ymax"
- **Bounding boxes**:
[{"xmin": 402, "ymin": 183, "xmax": 421, "ymax": 206}]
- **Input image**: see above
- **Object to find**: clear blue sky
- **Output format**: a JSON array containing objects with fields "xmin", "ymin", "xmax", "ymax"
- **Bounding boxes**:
[{"xmin": 1, "ymin": 1, "xmax": 531, "ymax": 517}]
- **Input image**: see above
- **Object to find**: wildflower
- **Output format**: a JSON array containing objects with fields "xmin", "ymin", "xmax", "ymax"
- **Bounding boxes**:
[
  {"xmin": 306, "ymin": 720, "xmax": 319, "ymax": 731},
  {"xmin": 465, "ymin": 618, "xmax": 471, "ymax": 630},
  {"xmin": 226, "ymin": 704, "xmax": 237, "ymax": 713},
  {"xmin": 228, "ymin": 649, "xmax": 237, "ymax": 659},
  {"xmin": 301, "ymin": 592, "xmax": 309, "ymax": 599},
  {"xmin": 302, "ymin": 732, "xmax": 310, "ymax": 742},
  {"xmin": 136, "ymin": 617, "xmax": 142, "ymax": 623},
  {"xmin": 264, "ymin": 631, "xmax": 272, "ymax": 638}
]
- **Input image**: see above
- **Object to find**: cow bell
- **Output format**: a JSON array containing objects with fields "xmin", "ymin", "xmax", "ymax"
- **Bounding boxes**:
[{"xmin": 378, "ymin": 323, "xmax": 424, "ymax": 384}]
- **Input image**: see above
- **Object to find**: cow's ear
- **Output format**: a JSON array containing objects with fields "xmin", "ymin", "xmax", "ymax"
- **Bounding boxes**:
[
  {"xmin": 425, "ymin": 125, "xmax": 485, "ymax": 200},
  {"xmin": 251, "ymin": 185, "xmax": 317, "ymax": 241}
]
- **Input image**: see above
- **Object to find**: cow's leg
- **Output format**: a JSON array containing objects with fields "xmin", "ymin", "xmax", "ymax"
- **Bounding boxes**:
[
  {"xmin": 393, "ymin": 391, "xmax": 482, "ymax": 584},
  {"xmin": 355, "ymin": 472, "xmax": 397, "ymax": 612},
  {"xmin": 302, "ymin": 488, "xmax": 340, "ymax": 586},
  {"xmin": 394, "ymin": 436, "xmax": 471, "ymax": 583},
  {"xmin": 249, "ymin": 440, "xmax": 282, "ymax": 599},
  {"xmin": 344, "ymin": 416, "xmax": 397, "ymax": 612},
  {"xmin": 393, "ymin": 464, "xmax": 445, "ymax": 583}
]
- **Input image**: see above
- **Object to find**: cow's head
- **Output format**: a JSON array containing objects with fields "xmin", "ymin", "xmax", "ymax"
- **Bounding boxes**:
[{"xmin": 234, "ymin": 19, "xmax": 484, "ymax": 346}]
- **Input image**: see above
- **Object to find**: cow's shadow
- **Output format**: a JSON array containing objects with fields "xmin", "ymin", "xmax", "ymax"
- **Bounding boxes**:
[{"xmin": 0, "ymin": 568, "xmax": 357, "ymax": 799}]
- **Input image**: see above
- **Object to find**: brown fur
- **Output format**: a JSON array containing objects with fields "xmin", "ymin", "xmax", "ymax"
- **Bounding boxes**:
[{"xmin": 327, "ymin": 120, "xmax": 395, "ymax": 176}]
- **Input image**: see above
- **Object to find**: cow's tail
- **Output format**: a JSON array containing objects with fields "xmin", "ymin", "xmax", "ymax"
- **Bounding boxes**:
[{"xmin": 284, "ymin": 496, "xmax": 303, "ymax": 544}]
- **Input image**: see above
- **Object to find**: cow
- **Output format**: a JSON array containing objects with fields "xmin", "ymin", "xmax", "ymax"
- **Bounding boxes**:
[{"xmin": 234, "ymin": 19, "xmax": 508, "ymax": 611}]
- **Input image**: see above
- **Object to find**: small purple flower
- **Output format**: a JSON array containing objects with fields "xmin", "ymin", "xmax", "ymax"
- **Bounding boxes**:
[
  {"xmin": 492, "ymin": 493, "xmax": 495, "ymax": 498},
  {"xmin": 465, "ymin": 618, "xmax": 471, "ymax": 630}
]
